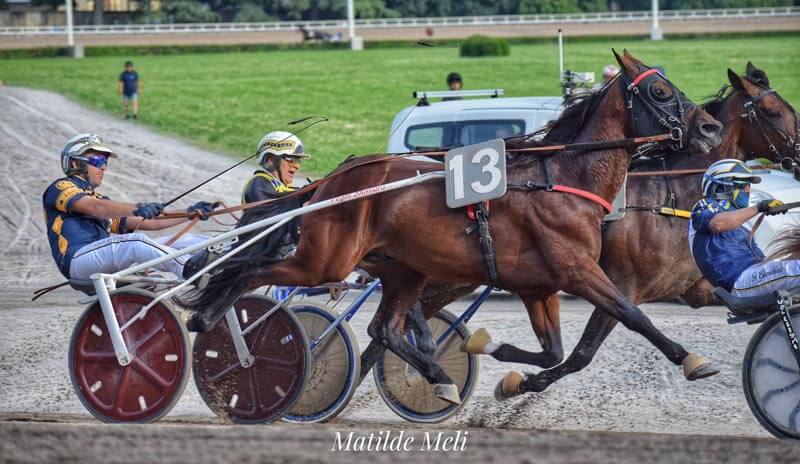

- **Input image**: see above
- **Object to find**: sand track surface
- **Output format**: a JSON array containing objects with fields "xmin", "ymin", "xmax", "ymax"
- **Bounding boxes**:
[{"xmin": 0, "ymin": 86, "xmax": 786, "ymax": 462}]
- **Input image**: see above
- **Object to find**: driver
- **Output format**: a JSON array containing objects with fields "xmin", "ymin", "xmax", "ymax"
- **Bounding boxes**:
[
  {"xmin": 689, "ymin": 159, "xmax": 798, "ymax": 298},
  {"xmin": 43, "ymin": 133, "xmax": 216, "ymax": 283},
  {"xmin": 241, "ymin": 131, "xmax": 309, "ymax": 203}
]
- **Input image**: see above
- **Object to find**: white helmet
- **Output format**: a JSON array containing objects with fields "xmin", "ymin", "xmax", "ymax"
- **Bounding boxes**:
[
  {"xmin": 701, "ymin": 159, "xmax": 761, "ymax": 198},
  {"xmin": 62, "ymin": 140, "xmax": 117, "ymax": 176},
  {"xmin": 602, "ymin": 64, "xmax": 619, "ymax": 80},
  {"xmin": 256, "ymin": 131, "xmax": 310, "ymax": 167},
  {"xmin": 60, "ymin": 133, "xmax": 115, "ymax": 175}
]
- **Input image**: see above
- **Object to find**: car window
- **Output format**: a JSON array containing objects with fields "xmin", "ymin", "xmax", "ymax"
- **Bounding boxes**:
[
  {"xmin": 457, "ymin": 120, "xmax": 525, "ymax": 146},
  {"xmin": 405, "ymin": 123, "xmax": 451, "ymax": 150},
  {"xmin": 405, "ymin": 119, "xmax": 525, "ymax": 151}
]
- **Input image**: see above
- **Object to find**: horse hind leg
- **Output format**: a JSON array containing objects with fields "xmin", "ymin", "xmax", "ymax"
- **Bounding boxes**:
[
  {"xmin": 463, "ymin": 293, "xmax": 565, "ymax": 369},
  {"xmin": 367, "ymin": 267, "xmax": 460, "ymax": 405}
]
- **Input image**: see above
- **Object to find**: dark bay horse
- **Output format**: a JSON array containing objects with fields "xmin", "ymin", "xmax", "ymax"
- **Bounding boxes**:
[
  {"xmin": 457, "ymin": 63, "xmax": 799, "ymax": 397},
  {"xmin": 182, "ymin": 50, "xmax": 723, "ymax": 404}
]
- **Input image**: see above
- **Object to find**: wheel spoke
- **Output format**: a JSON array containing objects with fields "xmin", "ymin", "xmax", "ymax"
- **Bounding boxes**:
[
  {"xmin": 113, "ymin": 365, "xmax": 132, "ymax": 413},
  {"xmin": 207, "ymin": 362, "xmax": 241, "ymax": 383},
  {"xmin": 761, "ymin": 378, "xmax": 800, "ymax": 407},
  {"xmin": 130, "ymin": 321, "xmax": 168, "ymax": 354},
  {"xmin": 131, "ymin": 358, "xmax": 171, "ymax": 390},
  {"xmin": 77, "ymin": 350, "xmax": 117, "ymax": 363},
  {"xmin": 755, "ymin": 357, "xmax": 800, "ymax": 375},
  {"xmin": 254, "ymin": 355, "xmax": 296, "ymax": 368}
]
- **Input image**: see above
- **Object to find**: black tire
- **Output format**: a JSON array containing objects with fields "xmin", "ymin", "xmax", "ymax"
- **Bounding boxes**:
[{"xmin": 742, "ymin": 304, "xmax": 800, "ymax": 439}]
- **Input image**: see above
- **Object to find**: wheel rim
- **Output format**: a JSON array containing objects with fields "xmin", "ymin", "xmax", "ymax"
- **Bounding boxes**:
[
  {"xmin": 193, "ymin": 296, "xmax": 309, "ymax": 423},
  {"xmin": 285, "ymin": 306, "xmax": 359, "ymax": 421},
  {"xmin": 70, "ymin": 291, "xmax": 189, "ymax": 423},
  {"xmin": 748, "ymin": 310, "xmax": 800, "ymax": 437},
  {"xmin": 376, "ymin": 311, "xmax": 475, "ymax": 420}
]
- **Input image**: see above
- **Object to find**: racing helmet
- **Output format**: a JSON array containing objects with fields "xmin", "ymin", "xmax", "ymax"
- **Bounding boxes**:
[
  {"xmin": 701, "ymin": 159, "xmax": 761, "ymax": 198},
  {"xmin": 62, "ymin": 140, "xmax": 117, "ymax": 176},
  {"xmin": 60, "ymin": 133, "xmax": 115, "ymax": 175},
  {"xmin": 256, "ymin": 131, "xmax": 310, "ymax": 168}
]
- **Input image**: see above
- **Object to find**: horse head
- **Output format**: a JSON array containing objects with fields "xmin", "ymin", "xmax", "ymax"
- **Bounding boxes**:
[
  {"xmin": 613, "ymin": 49, "xmax": 722, "ymax": 156},
  {"xmin": 726, "ymin": 64, "xmax": 799, "ymax": 165}
]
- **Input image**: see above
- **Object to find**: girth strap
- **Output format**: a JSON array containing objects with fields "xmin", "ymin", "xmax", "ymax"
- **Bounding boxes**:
[{"xmin": 465, "ymin": 203, "xmax": 501, "ymax": 289}]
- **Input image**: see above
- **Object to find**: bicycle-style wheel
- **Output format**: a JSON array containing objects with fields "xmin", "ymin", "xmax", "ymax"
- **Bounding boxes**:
[
  {"xmin": 193, "ymin": 294, "xmax": 310, "ymax": 424},
  {"xmin": 283, "ymin": 303, "xmax": 360, "ymax": 423},
  {"xmin": 743, "ymin": 305, "xmax": 800, "ymax": 439},
  {"xmin": 373, "ymin": 309, "xmax": 478, "ymax": 423},
  {"xmin": 68, "ymin": 288, "xmax": 190, "ymax": 423}
]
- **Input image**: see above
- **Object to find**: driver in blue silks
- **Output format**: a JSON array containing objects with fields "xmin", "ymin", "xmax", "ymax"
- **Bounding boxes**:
[{"xmin": 688, "ymin": 159, "xmax": 798, "ymax": 298}]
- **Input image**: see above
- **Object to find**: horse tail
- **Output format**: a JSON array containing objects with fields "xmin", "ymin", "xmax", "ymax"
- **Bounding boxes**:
[
  {"xmin": 768, "ymin": 225, "xmax": 800, "ymax": 261},
  {"xmin": 177, "ymin": 188, "xmax": 315, "ymax": 329}
]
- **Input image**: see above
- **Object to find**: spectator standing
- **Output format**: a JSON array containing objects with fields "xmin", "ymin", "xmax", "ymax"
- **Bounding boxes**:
[
  {"xmin": 119, "ymin": 61, "xmax": 139, "ymax": 120},
  {"xmin": 443, "ymin": 72, "xmax": 463, "ymax": 101}
]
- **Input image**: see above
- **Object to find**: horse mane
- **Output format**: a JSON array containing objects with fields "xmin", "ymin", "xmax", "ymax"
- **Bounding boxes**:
[
  {"xmin": 701, "ymin": 73, "xmax": 771, "ymax": 116},
  {"xmin": 769, "ymin": 226, "xmax": 800, "ymax": 261},
  {"xmin": 506, "ymin": 77, "xmax": 617, "ymax": 169}
]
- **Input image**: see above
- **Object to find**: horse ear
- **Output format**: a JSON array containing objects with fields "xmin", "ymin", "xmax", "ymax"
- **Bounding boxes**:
[
  {"xmin": 745, "ymin": 61, "xmax": 770, "ymax": 87},
  {"xmin": 622, "ymin": 49, "xmax": 644, "ymax": 66},
  {"xmin": 727, "ymin": 68, "xmax": 745, "ymax": 92},
  {"xmin": 613, "ymin": 49, "xmax": 637, "ymax": 78}
]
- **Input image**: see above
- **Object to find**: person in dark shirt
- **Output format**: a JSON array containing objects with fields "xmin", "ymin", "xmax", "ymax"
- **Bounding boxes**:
[
  {"xmin": 442, "ymin": 72, "xmax": 463, "ymax": 102},
  {"xmin": 688, "ymin": 159, "xmax": 796, "ymax": 299},
  {"xmin": 44, "ymin": 133, "xmax": 216, "ymax": 284},
  {"xmin": 119, "ymin": 61, "xmax": 139, "ymax": 120}
]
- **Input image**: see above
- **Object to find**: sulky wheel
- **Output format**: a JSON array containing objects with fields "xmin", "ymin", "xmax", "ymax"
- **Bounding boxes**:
[
  {"xmin": 742, "ymin": 305, "xmax": 800, "ymax": 440},
  {"xmin": 193, "ymin": 294, "xmax": 310, "ymax": 424},
  {"xmin": 373, "ymin": 309, "xmax": 478, "ymax": 423},
  {"xmin": 68, "ymin": 288, "xmax": 191, "ymax": 423},
  {"xmin": 283, "ymin": 303, "xmax": 360, "ymax": 423}
]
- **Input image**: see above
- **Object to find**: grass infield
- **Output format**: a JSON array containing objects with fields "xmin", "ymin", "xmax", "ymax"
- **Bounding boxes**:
[{"xmin": 1, "ymin": 34, "xmax": 797, "ymax": 174}]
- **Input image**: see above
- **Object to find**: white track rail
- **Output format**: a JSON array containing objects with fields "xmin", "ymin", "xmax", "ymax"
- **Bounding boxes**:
[{"xmin": 1, "ymin": 7, "xmax": 797, "ymax": 36}]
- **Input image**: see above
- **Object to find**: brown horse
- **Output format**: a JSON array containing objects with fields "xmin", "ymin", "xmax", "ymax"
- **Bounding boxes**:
[
  {"xmin": 181, "ymin": 50, "xmax": 723, "ymax": 403},
  {"xmin": 453, "ymin": 63, "xmax": 799, "ymax": 396}
]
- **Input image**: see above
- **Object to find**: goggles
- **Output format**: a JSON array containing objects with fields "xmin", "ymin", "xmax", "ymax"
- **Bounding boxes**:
[
  {"xmin": 80, "ymin": 154, "xmax": 109, "ymax": 169},
  {"xmin": 282, "ymin": 155, "xmax": 302, "ymax": 164}
]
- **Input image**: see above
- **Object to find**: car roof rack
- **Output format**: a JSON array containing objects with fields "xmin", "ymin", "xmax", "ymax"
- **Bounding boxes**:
[{"xmin": 413, "ymin": 89, "xmax": 504, "ymax": 106}]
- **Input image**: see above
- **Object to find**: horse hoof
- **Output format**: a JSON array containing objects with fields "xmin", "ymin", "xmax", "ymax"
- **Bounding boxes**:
[
  {"xmin": 434, "ymin": 383, "xmax": 461, "ymax": 405},
  {"xmin": 682, "ymin": 353, "xmax": 720, "ymax": 381},
  {"xmin": 460, "ymin": 327, "xmax": 492, "ymax": 354},
  {"xmin": 494, "ymin": 371, "xmax": 524, "ymax": 401},
  {"xmin": 404, "ymin": 364, "xmax": 425, "ymax": 387}
]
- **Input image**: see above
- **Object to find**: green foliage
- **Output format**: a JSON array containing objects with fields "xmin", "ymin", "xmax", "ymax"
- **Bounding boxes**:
[
  {"xmin": 1, "ymin": 35, "xmax": 797, "ymax": 174},
  {"xmin": 234, "ymin": 2, "xmax": 276, "ymax": 22},
  {"xmin": 460, "ymin": 35, "xmax": 510, "ymax": 57},
  {"xmin": 162, "ymin": 0, "xmax": 220, "ymax": 23}
]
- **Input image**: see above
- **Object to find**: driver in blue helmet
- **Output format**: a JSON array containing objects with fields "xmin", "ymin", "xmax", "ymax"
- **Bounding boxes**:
[
  {"xmin": 689, "ymin": 159, "xmax": 798, "ymax": 298},
  {"xmin": 43, "ymin": 133, "xmax": 217, "ymax": 285}
]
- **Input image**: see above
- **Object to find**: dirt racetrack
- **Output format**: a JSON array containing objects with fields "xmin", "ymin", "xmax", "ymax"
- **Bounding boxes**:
[
  {"xmin": 2, "ymin": 16, "xmax": 799, "ymax": 49},
  {"xmin": 0, "ymin": 86, "xmax": 790, "ymax": 462}
]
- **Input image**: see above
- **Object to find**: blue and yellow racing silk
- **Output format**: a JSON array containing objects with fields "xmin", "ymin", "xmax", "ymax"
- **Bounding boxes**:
[
  {"xmin": 242, "ymin": 170, "xmax": 295, "ymax": 204},
  {"xmin": 688, "ymin": 197, "xmax": 765, "ymax": 291},
  {"xmin": 42, "ymin": 176, "xmax": 126, "ymax": 277}
]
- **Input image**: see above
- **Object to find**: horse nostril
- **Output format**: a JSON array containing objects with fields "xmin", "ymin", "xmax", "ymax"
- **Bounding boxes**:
[{"xmin": 699, "ymin": 121, "xmax": 722, "ymax": 138}]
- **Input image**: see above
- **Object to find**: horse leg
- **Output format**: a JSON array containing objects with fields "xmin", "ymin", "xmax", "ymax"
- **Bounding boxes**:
[
  {"xmin": 462, "ymin": 293, "xmax": 565, "ymax": 368},
  {"xmin": 407, "ymin": 301, "xmax": 436, "ymax": 357},
  {"xmin": 680, "ymin": 278, "xmax": 720, "ymax": 309},
  {"xmin": 497, "ymin": 264, "xmax": 719, "ymax": 399},
  {"xmin": 520, "ymin": 308, "xmax": 618, "ymax": 393},
  {"xmin": 367, "ymin": 267, "xmax": 460, "ymax": 404}
]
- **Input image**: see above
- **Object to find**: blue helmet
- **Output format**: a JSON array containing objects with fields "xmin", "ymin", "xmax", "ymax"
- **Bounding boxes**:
[{"xmin": 701, "ymin": 159, "xmax": 761, "ymax": 199}]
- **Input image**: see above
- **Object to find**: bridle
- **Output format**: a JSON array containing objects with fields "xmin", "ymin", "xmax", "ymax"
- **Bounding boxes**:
[
  {"xmin": 741, "ymin": 85, "xmax": 800, "ymax": 167},
  {"xmin": 621, "ymin": 66, "xmax": 693, "ymax": 156}
]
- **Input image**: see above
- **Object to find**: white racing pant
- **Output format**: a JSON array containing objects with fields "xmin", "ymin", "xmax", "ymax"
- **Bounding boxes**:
[
  {"xmin": 732, "ymin": 259, "xmax": 800, "ymax": 298},
  {"xmin": 69, "ymin": 232, "xmax": 209, "ymax": 281}
]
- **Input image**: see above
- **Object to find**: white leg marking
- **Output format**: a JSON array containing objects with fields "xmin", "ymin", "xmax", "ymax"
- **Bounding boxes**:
[{"xmin": 484, "ymin": 342, "xmax": 501, "ymax": 354}]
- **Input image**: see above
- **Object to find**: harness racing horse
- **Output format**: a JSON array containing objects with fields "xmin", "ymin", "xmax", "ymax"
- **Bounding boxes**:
[
  {"xmin": 438, "ymin": 62, "xmax": 799, "ymax": 397},
  {"xmin": 181, "ymin": 50, "xmax": 723, "ymax": 404}
]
